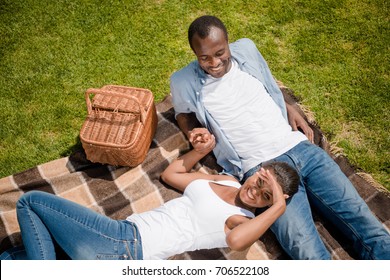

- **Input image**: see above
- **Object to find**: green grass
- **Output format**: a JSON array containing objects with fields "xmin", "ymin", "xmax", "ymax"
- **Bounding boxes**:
[{"xmin": 1, "ymin": 0, "xmax": 388, "ymax": 190}]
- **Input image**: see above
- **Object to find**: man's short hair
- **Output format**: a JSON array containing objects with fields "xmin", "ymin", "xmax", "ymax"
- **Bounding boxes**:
[{"xmin": 188, "ymin": 15, "xmax": 228, "ymax": 50}]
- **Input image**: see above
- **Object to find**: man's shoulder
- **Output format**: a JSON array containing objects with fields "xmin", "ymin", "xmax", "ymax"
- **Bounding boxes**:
[
  {"xmin": 170, "ymin": 60, "xmax": 198, "ymax": 82},
  {"xmin": 230, "ymin": 38, "xmax": 257, "ymax": 51},
  {"xmin": 230, "ymin": 38, "xmax": 261, "ymax": 63}
]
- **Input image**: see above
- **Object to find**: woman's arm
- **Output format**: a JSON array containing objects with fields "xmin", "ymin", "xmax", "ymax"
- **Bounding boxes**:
[
  {"xmin": 161, "ymin": 133, "xmax": 230, "ymax": 192},
  {"xmin": 226, "ymin": 202, "xmax": 285, "ymax": 251},
  {"xmin": 226, "ymin": 169, "xmax": 287, "ymax": 251}
]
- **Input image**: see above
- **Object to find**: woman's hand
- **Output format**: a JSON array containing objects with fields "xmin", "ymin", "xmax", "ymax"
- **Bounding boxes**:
[
  {"xmin": 258, "ymin": 168, "xmax": 286, "ymax": 208},
  {"xmin": 189, "ymin": 128, "xmax": 215, "ymax": 154}
]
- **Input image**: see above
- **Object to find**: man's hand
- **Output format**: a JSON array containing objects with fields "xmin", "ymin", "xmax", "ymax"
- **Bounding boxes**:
[
  {"xmin": 286, "ymin": 103, "xmax": 314, "ymax": 143},
  {"xmin": 189, "ymin": 128, "xmax": 215, "ymax": 154}
]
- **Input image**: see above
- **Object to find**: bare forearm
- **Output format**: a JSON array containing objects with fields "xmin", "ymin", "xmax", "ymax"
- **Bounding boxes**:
[
  {"xmin": 176, "ymin": 113, "xmax": 202, "ymax": 139},
  {"xmin": 161, "ymin": 134, "xmax": 215, "ymax": 192},
  {"xmin": 177, "ymin": 113, "xmax": 216, "ymax": 153},
  {"xmin": 165, "ymin": 149, "xmax": 207, "ymax": 175},
  {"xmin": 226, "ymin": 202, "xmax": 286, "ymax": 251}
]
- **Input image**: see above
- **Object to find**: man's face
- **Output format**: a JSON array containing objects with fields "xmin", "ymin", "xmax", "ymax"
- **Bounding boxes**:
[{"xmin": 191, "ymin": 27, "xmax": 232, "ymax": 78}]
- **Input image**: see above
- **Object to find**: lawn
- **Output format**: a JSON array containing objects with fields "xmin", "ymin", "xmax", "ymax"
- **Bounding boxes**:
[{"xmin": 0, "ymin": 0, "xmax": 388, "ymax": 190}]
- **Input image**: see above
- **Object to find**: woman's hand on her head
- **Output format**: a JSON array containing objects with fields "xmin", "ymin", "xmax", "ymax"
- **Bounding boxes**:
[
  {"xmin": 258, "ymin": 168, "xmax": 286, "ymax": 207},
  {"xmin": 226, "ymin": 169, "xmax": 287, "ymax": 251},
  {"xmin": 189, "ymin": 128, "xmax": 215, "ymax": 154}
]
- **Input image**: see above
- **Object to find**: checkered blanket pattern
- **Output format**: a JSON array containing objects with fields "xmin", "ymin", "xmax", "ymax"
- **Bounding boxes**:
[{"xmin": 1, "ymin": 91, "xmax": 389, "ymax": 260}]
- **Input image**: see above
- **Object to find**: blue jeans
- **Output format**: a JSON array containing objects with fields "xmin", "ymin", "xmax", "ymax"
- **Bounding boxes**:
[
  {"xmin": 244, "ymin": 141, "xmax": 390, "ymax": 260},
  {"xmin": 0, "ymin": 191, "xmax": 143, "ymax": 260}
]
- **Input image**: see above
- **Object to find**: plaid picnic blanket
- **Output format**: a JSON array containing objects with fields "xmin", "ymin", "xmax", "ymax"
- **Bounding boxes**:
[{"xmin": 1, "ymin": 89, "xmax": 389, "ymax": 260}]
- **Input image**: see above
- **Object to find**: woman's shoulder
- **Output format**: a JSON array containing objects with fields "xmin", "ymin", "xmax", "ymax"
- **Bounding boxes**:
[
  {"xmin": 187, "ymin": 176, "xmax": 239, "ymax": 188},
  {"xmin": 213, "ymin": 178, "xmax": 241, "ymax": 189}
]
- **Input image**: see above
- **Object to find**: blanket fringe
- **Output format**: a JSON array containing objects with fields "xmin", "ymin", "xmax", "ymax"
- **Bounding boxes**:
[
  {"xmin": 356, "ymin": 172, "xmax": 390, "ymax": 197},
  {"xmin": 328, "ymin": 140, "xmax": 345, "ymax": 157},
  {"xmin": 297, "ymin": 103, "xmax": 316, "ymax": 125}
]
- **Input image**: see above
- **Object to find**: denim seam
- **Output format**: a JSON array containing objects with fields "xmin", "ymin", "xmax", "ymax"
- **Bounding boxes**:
[
  {"xmin": 127, "ymin": 224, "xmax": 138, "ymax": 260},
  {"xmin": 23, "ymin": 205, "xmax": 47, "ymax": 259}
]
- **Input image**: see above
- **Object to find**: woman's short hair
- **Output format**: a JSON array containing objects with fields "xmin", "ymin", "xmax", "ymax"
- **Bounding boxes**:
[
  {"xmin": 262, "ymin": 162, "xmax": 300, "ymax": 197},
  {"xmin": 188, "ymin": 15, "xmax": 228, "ymax": 50}
]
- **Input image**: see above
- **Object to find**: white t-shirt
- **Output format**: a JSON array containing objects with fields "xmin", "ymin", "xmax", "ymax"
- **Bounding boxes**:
[{"xmin": 202, "ymin": 59, "xmax": 307, "ymax": 172}]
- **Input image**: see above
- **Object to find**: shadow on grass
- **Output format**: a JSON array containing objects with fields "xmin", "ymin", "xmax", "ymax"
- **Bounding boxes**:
[{"xmin": 60, "ymin": 135, "xmax": 84, "ymax": 158}]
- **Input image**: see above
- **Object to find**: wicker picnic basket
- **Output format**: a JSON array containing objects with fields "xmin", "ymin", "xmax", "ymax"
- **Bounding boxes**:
[{"xmin": 79, "ymin": 85, "xmax": 157, "ymax": 167}]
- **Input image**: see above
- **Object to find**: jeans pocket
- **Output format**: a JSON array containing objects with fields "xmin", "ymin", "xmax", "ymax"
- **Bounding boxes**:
[
  {"xmin": 96, "ymin": 253, "xmax": 129, "ymax": 260},
  {"xmin": 95, "ymin": 240, "xmax": 132, "ymax": 260}
]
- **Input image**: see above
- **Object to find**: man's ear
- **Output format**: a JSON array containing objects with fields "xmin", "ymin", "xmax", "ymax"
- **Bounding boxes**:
[{"xmin": 284, "ymin": 194, "xmax": 290, "ymax": 200}]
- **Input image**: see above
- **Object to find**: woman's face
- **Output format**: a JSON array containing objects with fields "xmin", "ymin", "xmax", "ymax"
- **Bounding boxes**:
[
  {"xmin": 238, "ymin": 171, "xmax": 276, "ymax": 209},
  {"xmin": 191, "ymin": 27, "xmax": 232, "ymax": 78}
]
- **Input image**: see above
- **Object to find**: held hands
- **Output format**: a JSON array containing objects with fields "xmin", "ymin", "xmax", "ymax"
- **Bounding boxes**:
[{"xmin": 189, "ymin": 128, "xmax": 216, "ymax": 155}]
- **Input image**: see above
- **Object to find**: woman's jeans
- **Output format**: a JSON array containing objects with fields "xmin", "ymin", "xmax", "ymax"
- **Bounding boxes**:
[
  {"xmin": 244, "ymin": 141, "xmax": 390, "ymax": 260},
  {"xmin": 0, "ymin": 191, "xmax": 143, "ymax": 260}
]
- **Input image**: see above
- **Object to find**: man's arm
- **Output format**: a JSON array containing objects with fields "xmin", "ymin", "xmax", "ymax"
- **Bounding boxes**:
[
  {"xmin": 285, "ymin": 103, "xmax": 314, "ymax": 143},
  {"xmin": 176, "ymin": 113, "xmax": 216, "ymax": 153},
  {"xmin": 176, "ymin": 113, "xmax": 201, "ymax": 139}
]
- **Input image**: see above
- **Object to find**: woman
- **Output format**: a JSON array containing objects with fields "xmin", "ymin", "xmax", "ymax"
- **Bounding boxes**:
[{"xmin": 0, "ymin": 133, "xmax": 298, "ymax": 260}]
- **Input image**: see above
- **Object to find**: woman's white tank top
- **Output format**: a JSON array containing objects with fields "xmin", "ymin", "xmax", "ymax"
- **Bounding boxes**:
[{"xmin": 127, "ymin": 179, "xmax": 254, "ymax": 259}]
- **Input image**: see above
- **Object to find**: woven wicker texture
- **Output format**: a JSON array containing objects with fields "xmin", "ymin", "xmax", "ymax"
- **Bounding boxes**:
[{"xmin": 80, "ymin": 85, "xmax": 157, "ymax": 167}]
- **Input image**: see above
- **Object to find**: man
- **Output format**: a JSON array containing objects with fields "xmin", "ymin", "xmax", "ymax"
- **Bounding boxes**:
[{"xmin": 170, "ymin": 15, "xmax": 390, "ymax": 259}]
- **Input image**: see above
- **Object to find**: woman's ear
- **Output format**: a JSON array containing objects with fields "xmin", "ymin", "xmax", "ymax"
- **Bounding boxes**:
[{"xmin": 284, "ymin": 194, "xmax": 290, "ymax": 200}]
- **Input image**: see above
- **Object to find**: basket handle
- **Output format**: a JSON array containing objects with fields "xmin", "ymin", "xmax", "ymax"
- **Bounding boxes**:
[{"xmin": 85, "ymin": 88, "xmax": 146, "ymax": 124}]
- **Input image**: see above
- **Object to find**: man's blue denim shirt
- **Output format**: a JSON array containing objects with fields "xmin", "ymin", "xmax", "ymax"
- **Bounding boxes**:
[{"xmin": 170, "ymin": 38, "xmax": 287, "ymax": 180}]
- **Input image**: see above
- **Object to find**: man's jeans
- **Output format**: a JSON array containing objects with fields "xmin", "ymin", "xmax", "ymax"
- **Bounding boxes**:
[
  {"xmin": 244, "ymin": 140, "xmax": 390, "ymax": 260},
  {"xmin": 0, "ymin": 191, "xmax": 143, "ymax": 260}
]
